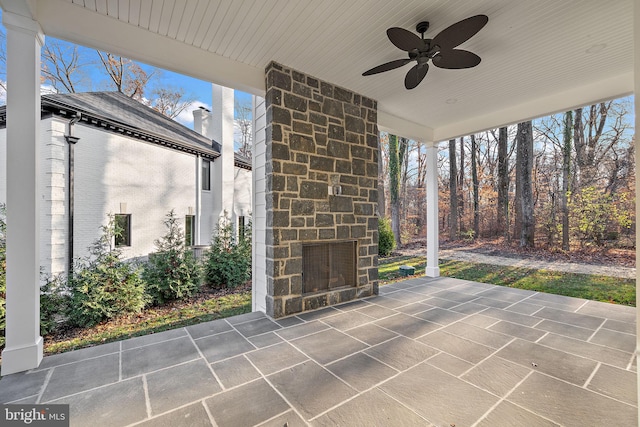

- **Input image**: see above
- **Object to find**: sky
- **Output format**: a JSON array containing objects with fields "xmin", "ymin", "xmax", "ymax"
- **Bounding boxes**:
[
  {"xmin": 135, "ymin": 64, "xmax": 253, "ymax": 128},
  {"xmin": 0, "ymin": 7, "xmax": 252, "ymax": 134}
]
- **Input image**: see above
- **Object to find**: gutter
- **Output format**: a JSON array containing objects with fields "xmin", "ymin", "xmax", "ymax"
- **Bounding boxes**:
[{"xmin": 65, "ymin": 114, "xmax": 81, "ymax": 276}]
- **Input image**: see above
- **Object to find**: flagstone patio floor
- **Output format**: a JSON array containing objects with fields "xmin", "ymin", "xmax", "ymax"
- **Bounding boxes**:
[{"xmin": 0, "ymin": 276, "xmax": 637, "ymax": 426}]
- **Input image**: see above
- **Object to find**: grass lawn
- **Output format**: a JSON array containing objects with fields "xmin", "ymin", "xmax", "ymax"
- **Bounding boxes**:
[{"xmin": 379, "ymin": 255, "xmax": 636, "ymax": 306}]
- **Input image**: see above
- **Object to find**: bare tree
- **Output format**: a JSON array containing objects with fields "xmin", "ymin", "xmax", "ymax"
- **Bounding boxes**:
[
  {"xmin": 458, "ymin": 136, "xmax": 465, "ymax": 231},
  {"xmin": 516, "ymin": 121, "xmax": 534, "ymax": 247},
  {"xmin": 96, "ymin": 51, "xmax": 154, "ymax": 99},
  {"xmin": 497, "ymin": 126, "xmax": 509, "ymax": 239},
  {"xmin": 471, "ymin": 134, "xmax": 479, "ymax": 238},
  {"xmin": 378, "ymin": 133, "xmax": 387, "ymax": 217},
  {"xmin": 389, "ymin": 134, "xmax": 402, "ymax": 245},
  {"xmin": 41, "ymin": 41, "xmax": 87, "ymax": 93},
  {"xmin": 145, "ymin": 86, "xmax": 193, "ymax": 119},
  {"xmin": 235, "ymin": 98, "xmax": 252, "ymax": 158},
  {"xmin": 573, "ymin": 102, "xmax": 628, "ymax": 189},
  {"xmin": 561, "ymin": 111, "xmax": 572, "ymax": 250},
  {"xmin": 448, "ymin": 139, "xmax": 458, "ymax": 239}
]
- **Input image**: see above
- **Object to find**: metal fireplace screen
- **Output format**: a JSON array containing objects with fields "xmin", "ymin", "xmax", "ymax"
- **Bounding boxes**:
[{"xmin": 302, "ymin": 241, "xmax": 357, "ymax": 293}]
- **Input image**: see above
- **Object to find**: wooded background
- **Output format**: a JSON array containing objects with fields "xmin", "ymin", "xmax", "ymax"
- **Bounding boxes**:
[{"xmin": 380, "ymin": 96, "xmax": 635, "ymax": 251}]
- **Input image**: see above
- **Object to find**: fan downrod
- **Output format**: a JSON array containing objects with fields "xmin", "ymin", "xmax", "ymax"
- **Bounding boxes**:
[{"xmin": 416, "ymin": 21, "xmax": 429, "ymax": 35}]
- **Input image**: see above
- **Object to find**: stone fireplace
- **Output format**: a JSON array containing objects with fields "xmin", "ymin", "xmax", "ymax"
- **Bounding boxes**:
[
  {"xmin": 302, "ymin": 240, "xmax": 358, "ymax": 294},
  {"xmin": 264, "ymin": 62, "xmax": 379, "ymax": 318}
]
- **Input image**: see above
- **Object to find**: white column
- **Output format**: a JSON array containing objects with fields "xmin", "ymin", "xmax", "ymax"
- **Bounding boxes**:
[
  {"xmin": 1, "ymin": 12, "xmax": 44, "ymax": 375},
  {"xmin": 425, "ymin": 143, "xmax": 440, "ymax": 277},
  {"xmin": 252, "ymin": 95, "xmax": 267, "ymax": 313},
  {"xmin": 211, "ymin": 84, "xmax": 235, "ymax": 221},
  {"xmin": 633, "ymin": 0, "xmax": 640, "ymax": 424}
]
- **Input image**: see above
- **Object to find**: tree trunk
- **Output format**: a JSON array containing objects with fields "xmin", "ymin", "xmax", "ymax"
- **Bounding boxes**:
[
  {"xmin": 448, "ymin": 139, "xmax": 458, "ymax": 239},
  {"xmin": 389, "ymin": 134, "xmax": 402, "ymax": 246},
  {"xmin": 497, "ymin": 126, "xmax": 509, "ymax": 240},
  {"xmin": 561, "ymin": 110, "xmax": 572, "ymax": 250},
  {"xmin": 471, "ymin": 134, "xmax": 479, "ymax": 238},
  {"xmin": 516, "ymin": 121, "xmax": 535, "ymax": 247},
  {"xmin": 458, "ymin": 137, "xmax": 465, "ymax": 231},
  {"xmin": 573, "ymin": 107, "xmax": 585, "ymax": 188},
  {"xmin": 377, "ymin": 134, "xmax": 386, "ymax": 217},
  {"xmin": 399, "ymin": 137, "xmax": 409, "ymax": 231}
]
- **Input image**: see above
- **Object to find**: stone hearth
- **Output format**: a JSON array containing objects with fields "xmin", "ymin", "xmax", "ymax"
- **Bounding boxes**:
[{"xmin": 264, "ymin": 62, "xmax": 379, "ymax": 318}]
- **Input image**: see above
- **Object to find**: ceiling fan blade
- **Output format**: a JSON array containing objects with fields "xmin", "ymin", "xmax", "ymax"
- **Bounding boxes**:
[
  {"xmin": 432, "ymin": 49, "xmax": 481, "ymax": 69},
  {"xmin": 362, "ymin": 58, "xmax": 412, "ymax": 76},
  {"xmin": 431, "ymin": 15, "xmax": 488, "ymax": 50},
  {"xmin": 387, "ymin": 27, "xmax": 422, "ymax": 51},
  {"xmin": 404, "ymin": 63, "xmax": 429, "ymax": 89}
]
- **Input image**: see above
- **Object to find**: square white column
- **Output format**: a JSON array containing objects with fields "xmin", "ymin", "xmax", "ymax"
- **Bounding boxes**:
[
  {"xmin": 1, "ymin": 12, "xmax": 44, "ymax": 375},
  {"xmin": 425, "ymin": 143, "xmax": 440, "ymax": 277},
  {"xmin": 633, "ymin": 0, "xmax": 640, "ymax": 424}
]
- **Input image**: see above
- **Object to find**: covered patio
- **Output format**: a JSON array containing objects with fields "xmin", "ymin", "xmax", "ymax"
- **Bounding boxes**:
[
  {"xmin": 1, "ymin": 277, "xmax": 636, "ymax": 425},
  {"xmin": 0, "ymin": 0, "xmax": 638, "ymax": 424}
]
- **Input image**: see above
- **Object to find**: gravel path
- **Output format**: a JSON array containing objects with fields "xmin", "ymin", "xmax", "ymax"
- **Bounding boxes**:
[{"xmin": 439, "ymin": 248, "xmax": 636, "ymax": 279}]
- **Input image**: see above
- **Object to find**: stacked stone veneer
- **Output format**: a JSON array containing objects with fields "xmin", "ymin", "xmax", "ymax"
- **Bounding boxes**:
[{"xmin": 264, "ymin": 62, "xmax": 379, "ymax": 318}]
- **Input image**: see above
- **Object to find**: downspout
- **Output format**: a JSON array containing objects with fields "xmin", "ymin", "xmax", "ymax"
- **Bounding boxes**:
[
  {"xmin": 65, "ymin": 114, "xmax": 81, "ymax": 276},
  {"xmin": 195, "ymin": 154, "xmax": 202, "ymax": 245}
]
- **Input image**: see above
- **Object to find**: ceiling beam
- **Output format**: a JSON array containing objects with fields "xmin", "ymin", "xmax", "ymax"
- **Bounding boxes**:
[{"xmin": 377, "ymin": 110, "xmax": 434, "ymax": 143}]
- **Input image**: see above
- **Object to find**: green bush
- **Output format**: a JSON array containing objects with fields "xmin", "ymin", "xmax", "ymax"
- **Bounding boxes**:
[
  {"xmin": 204, "ymin": 214, "xmax": 251, "ymax": 288},
  {"xmin": 378, "ymin": 216, "xmax": 396, "ymax": 257},
  {"xmin": 68, "ymin": 214, "xmax": 147, "ymax": 327},
  {"xmin": 143, "ymin": 210, "xmax": 201, "ymax": 305},
  {"xmin": 0, "ymin": 205, "xmax": 68, "ymax": 341},
  {"xmin": 40, "ymin": 274, "xmax": 70, "ymax": 336}
]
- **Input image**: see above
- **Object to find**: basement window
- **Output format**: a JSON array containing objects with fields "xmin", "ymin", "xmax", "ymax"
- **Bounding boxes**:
[
  {"xmin": 114, "ymin": 214, "xmax": 131, "ymax": 247},
  {"xmin": 185, "ymin": 215, "xmax": 195, "ymax": 246}
]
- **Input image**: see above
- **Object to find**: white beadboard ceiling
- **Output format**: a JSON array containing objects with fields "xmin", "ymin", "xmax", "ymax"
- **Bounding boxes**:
[{"xmin": 0, "ymin": 0, "xmax": 634, "ymax": 141}]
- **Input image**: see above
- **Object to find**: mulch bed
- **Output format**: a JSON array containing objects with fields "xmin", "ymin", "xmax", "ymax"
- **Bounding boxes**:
[{"xmin": 43, "ymin": 282, "xmax": 251, "ymax": 350}]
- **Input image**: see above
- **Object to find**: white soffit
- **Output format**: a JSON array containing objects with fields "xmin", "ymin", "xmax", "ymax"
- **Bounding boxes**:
[{"xmin": 1, "ymin": 0, "xmax": 633, "ymax": 141}]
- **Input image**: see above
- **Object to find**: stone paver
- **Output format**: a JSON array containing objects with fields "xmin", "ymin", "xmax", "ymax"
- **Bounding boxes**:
[{"xmin": 0, "ymin": 277, "xmax": 635, "ymax": 426}]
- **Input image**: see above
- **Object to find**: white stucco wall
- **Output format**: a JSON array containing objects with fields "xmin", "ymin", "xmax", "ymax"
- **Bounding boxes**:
[{"xmin": 73, "ymin": 124, "xmax": 197, "ymax": 262}]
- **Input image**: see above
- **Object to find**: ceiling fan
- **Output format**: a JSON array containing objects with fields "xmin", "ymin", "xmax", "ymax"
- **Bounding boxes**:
[{"xmin": 363, "ymin": 15, "xmax": 489, "ymax": 89}]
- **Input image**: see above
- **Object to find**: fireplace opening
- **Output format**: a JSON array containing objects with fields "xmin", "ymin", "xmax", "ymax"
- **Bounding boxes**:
[{"xmin": 302, "ymin": 241, "xmax": 357, "ymax": 294}]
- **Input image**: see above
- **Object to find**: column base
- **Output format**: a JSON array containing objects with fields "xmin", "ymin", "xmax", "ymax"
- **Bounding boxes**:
[
  {"xmin": 425, "ymin": 266, "xmax": 440, "ymax": 278},
  {"xmin": 1, "ymin": 337, "xmax": 43, "ymax": 376}
]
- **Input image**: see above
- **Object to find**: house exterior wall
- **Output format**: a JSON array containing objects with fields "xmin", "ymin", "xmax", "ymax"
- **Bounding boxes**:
[
  {"xmin": 264, "ymin": 62, "xmax": 379, "ymax": 318},
  {"xmin": 41, "ymin": 118, "xmax": 69, "ymax": 277},
  {"xmin": 234, "ymin": 167, "xmax": 252, "ymax": 218},
  {"xmin": 0, "ymin": 116, "xmax": 69, "ymax": 278},
  {"xmin": 0, "ymin": 110, "xmax": 252, "ymax": 278},
  {"xmin": 72, "ymin": 123, "xmax": 197, "ymax": 262},
  {"xmin": 200, "ymin": 169, "xmax": 216, "ymax": 241}
]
